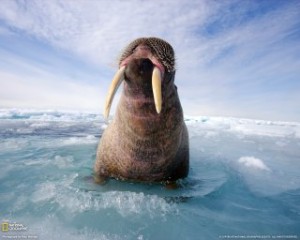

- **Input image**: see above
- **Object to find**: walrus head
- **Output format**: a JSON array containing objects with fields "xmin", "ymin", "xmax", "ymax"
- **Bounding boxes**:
[{"xmin": 104, "ymin": 37, "xmax": 176, "ymax": 119}]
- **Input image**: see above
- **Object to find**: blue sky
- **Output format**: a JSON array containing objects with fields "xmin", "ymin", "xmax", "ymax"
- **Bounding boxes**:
[{"xmin": 0, "ymin": 0, "xmax": 299, "ymax": 121}]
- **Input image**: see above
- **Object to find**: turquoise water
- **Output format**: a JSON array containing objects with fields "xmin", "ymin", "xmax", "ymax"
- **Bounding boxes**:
[{"xmin": 0, "ymin": 110, "xmax": 299, "ymax": 240}]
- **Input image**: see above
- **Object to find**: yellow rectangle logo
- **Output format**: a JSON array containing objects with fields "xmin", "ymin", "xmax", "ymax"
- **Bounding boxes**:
[{"xmin": 2, "ymin": 222, "xmax": 9, "ymax": 232}]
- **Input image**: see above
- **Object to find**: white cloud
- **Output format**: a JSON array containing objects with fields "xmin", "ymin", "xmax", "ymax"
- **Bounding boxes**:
[
  {"xmin": 0, "ymin": 0, "xmax": 218, "ymax": 65},
  {"xmin": 0, "ymin": 68, "xmax": 104, "ymax": 112},
  {"xmin": 0, "ymin": 0, "xmax": 299, "ymax": 121}
]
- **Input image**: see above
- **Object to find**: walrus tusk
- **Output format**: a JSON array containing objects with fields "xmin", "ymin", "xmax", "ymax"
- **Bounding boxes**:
[
  {"xmin": 152, "ymin": 66, "xmax": 162, "ymax": 114},
  {"xmin": 104, "ymin": 66, "xmax": 125, "ymax": 119}
]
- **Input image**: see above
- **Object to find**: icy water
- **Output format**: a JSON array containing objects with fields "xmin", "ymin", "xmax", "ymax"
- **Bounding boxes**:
[{"xmin": 0, "ymin": 109, "xmax": 300, "ymax": 240}]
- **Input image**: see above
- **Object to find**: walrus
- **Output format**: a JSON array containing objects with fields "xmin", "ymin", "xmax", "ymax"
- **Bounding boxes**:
[{"xmin": 94, "ymin": 37, "xmax": 189, "ymax": 184}]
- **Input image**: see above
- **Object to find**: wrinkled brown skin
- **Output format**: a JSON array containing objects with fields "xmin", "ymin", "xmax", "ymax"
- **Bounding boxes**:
[{"xmin": 94, "ymin": 58, "xmax": 189, "ymax": 183}]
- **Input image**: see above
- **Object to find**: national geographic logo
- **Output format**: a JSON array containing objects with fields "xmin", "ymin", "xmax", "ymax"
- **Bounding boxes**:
[
  {"xmin": 2, "ymin": 222, "xmax": 9, "ymax": 232},
  {"xmin": 1, "ymin": 221, "xmax": 38, "ymax": 239},
  {"xmin": 1, "ymin": 221, "xmax": 27, "ymax": 232}
]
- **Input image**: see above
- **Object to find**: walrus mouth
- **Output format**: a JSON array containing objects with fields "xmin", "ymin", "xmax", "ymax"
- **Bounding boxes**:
[
  {"xmin": 104, "ymin": 37, "xmax": 175, "ymax": 119},
  {"xmin": 104, "ymin": 64, "xmax": 162, "ymax": 119}
]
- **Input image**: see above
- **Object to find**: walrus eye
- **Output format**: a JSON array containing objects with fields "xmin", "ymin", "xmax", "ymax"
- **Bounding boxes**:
[{"xmin": 132, "ymin": 47, "xmax": 137, "ymax": 53}]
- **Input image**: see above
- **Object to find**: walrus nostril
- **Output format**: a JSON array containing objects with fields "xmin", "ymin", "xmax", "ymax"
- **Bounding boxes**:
[{"xmin": 138, "ymin": 58, "xmax": 153, "ymax": 74}]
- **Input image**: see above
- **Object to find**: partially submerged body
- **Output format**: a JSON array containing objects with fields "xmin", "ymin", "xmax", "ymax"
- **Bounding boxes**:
[{"xmin": 94, "ymin": 37, "xmax": 189, "ymax": 184}]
